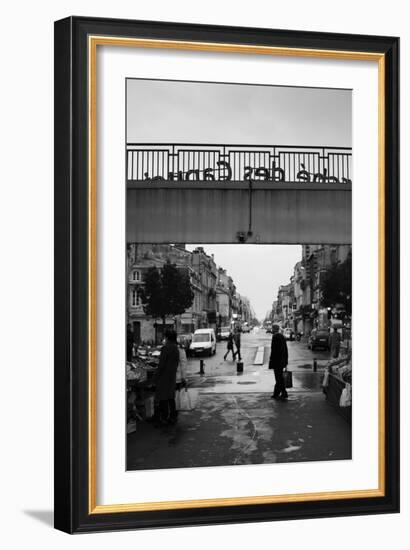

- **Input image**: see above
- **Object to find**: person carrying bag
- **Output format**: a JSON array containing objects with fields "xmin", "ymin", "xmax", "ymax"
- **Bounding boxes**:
[{"xmin": 268, "ymin": 324, "xmax": 290, "ymax": 400}]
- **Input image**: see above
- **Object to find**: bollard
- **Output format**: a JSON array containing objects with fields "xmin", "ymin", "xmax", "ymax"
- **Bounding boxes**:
[
  {"xmin": 313, "ymin": 359, "xmax": 317, "ymax": 372},
  {"xmin": 236, "ymin": 361, "xmax": 244, "ymax": 374},
  {"xmin": 199, "ymin": 359, "xmax": 205, "ymax": 376}
]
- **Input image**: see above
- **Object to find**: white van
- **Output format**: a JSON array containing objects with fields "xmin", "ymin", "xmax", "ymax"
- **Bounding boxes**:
[{"xmin": 189, "ymin": 328, "xmax": 216, "ymax": 357}]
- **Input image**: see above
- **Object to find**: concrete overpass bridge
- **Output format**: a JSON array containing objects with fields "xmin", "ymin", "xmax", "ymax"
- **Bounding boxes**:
[{"xmin": 126, "ymin": 144, "xmax": 352, "ymax": 244}]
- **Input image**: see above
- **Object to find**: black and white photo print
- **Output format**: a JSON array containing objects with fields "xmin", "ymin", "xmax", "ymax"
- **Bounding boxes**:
[{"xmin": 125, "ymin": 79, "xmax": 352, "ymax": 471}]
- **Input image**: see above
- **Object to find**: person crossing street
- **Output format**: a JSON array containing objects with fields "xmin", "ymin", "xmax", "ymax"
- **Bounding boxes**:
[
  {"xmin": 223, "ymin": 331, "xmax": 235, "ymax": 361},
  {"xmin": 233, "ymin": 329, "xmax": 242, "ymax": 361}
]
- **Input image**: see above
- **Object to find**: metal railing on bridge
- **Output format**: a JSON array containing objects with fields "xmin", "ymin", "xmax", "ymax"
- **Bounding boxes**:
[{"xmin": 126, "ymin": 143, "xmax": 352, "ymax": 185}]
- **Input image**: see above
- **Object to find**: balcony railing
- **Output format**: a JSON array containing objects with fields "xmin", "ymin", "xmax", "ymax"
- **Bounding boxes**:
[{"xmin": 127, "ymin": 143, "xmax": 352, "ymax": 185}]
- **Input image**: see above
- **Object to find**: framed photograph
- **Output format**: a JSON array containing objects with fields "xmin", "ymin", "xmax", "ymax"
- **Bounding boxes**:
[{"xmin": 54, "ymin": 16, "xmax": 399, "ymax": 533}]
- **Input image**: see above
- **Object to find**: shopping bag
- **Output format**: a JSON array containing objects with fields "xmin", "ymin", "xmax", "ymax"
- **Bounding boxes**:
[
  {"xmin": 284, "ymin": 368, "xmax": 293, "ymax": 388},
  {"xmin": 178, "ymin": 388, "xmax": 191, "ymax": 410},
  {"xmin": 188, "ymin": 388, "xmax": 199, "ymax": 409},
  {"xmin": 178, "ymin": 388, "xmax": 199, "ymax": 411},
  {"xmin": 339, "ymin": 383, "xmax": 352, "ymax": 407}
]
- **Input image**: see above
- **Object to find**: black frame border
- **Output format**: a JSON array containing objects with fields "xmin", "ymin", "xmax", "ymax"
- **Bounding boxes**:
[{"xmin": 54, "ymin": 16, "xmax": 400, "ymax": 533}]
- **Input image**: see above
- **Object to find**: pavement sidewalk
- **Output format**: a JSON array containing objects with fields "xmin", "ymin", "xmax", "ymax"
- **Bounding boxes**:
[{"xmin": 127, "ymin": 382, "xmax": 351, "ymax": 470}]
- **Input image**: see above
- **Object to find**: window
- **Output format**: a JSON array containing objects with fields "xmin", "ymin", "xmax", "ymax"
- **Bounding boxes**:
[
  {"xmin": 131, "ymin": 289, "xmax": 142, "ymax": 307},
  {"xmin": 132, "ymin": 270, "xmax": 140, "ymax": 281},
  {"xmin": 192, "ymin": 334, "xmax": 210, "ymax": 343}
]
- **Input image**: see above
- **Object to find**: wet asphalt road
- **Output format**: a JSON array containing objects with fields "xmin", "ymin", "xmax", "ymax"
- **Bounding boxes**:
[
  {"xmin": 185, "ymin": 328, "xmax": 331, "ymax": 380},
  {"xmin": 127, "ymin": 329, "xmax": 351, "ymax": 471}
]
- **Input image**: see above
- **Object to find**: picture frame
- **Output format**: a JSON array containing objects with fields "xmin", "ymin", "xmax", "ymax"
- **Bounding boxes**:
[{"xmin": 54, "ymin": 16, "xmax": 399, "ymax": 533}]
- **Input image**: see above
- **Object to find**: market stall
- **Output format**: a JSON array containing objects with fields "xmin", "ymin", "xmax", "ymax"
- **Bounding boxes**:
[
  {"xmin": 322, "ymin": 353, "xmax": 352, "ymax": 423},
  {"xmin": 126, "ymin": 351, "xmax": 159, "ymax": 433}
]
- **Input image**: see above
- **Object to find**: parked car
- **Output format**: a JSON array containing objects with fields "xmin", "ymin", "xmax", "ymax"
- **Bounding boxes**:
[
  {"xmin": 218, "ymin": 326, "xmax": 231, "ymax": 341},
  {"xmin": 308, "ymin": 329, "xmax": 330, "ymax": 351},
  {"xmin": 283, "ymin": 328, "xmax": 295, "ymax": 341},
  {"xmin": 189, "ymin": 328, "xmax": 217, "ymax": 357}
]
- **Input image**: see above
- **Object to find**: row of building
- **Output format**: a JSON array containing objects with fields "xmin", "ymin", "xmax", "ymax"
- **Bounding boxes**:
[
  {"xmin": 270, "ymin": 245, "xmax": 352, "ymax": 335},
  {"xmin": 127, "ymin": 244, "xmax": 255, "ymax": 345}
]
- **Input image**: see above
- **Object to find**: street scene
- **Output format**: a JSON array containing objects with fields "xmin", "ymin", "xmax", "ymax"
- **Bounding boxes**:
[
  {"xmin": 126, "ymin": 79, "xmax": 352, "ymax": 471},
  {"xmin": 127, "ymin": 328, "xmax": 350, "ymax": 470},
  {"xmin": 126, "ymin": 243, "xmax": 352, "ymax": 470}
]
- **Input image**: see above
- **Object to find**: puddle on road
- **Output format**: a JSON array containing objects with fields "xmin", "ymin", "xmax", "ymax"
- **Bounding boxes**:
[
  {"xmin": 292, "ymin": 372, "xmax": 323, "ymax": 390},
  {"xmin": 195, "ymin": 379, "xmax": 233, "ymax": 387},
  {"xmin": 190, "ymin": 371, "xmax": 323, "ymax": 392}
]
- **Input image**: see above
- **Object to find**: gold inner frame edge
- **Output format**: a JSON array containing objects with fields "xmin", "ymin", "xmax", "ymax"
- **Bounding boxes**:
[{"xmin": 88, "ymin": 35, "xmax": 386, "ymax": 514}]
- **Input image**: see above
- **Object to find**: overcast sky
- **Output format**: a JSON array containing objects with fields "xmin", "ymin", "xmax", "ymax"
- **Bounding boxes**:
[
  {"xmin": 186, "ymin": 244, "xmax": 301, "ymax": 320},
  {"xmin": 127, "ymin": 80, "xmax": 351, "ymax": 319},
  {"xmin": 127, "ymin": 79, "xmax": 351, "ymax": 146}
]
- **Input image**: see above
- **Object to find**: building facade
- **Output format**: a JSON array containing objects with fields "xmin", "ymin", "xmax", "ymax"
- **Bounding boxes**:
[
  {"xmin": 190, "ymin": 247, "xmax": 218, "ymax": 330},
  {"xmin": 127, "ymin": 244, "xmax": 229, "ymax": 344},
  {"xmin": 273, "ymin": 244, "xmax": 352, "ymax": 336}
]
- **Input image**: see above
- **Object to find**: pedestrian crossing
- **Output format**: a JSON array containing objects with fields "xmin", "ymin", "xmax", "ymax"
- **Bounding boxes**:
[{"xmin": 253, "ymin": 345, "xmax": 265, "ymax": 365}]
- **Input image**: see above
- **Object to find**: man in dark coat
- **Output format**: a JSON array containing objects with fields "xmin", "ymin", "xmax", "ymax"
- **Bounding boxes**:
[
  {"xmin": 268, "ymin": 324, "xmax": 289, "ymax": 400},
  {"xmin": 155, "ymin": 330, "xmax": 180, "ymax": 425}
]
